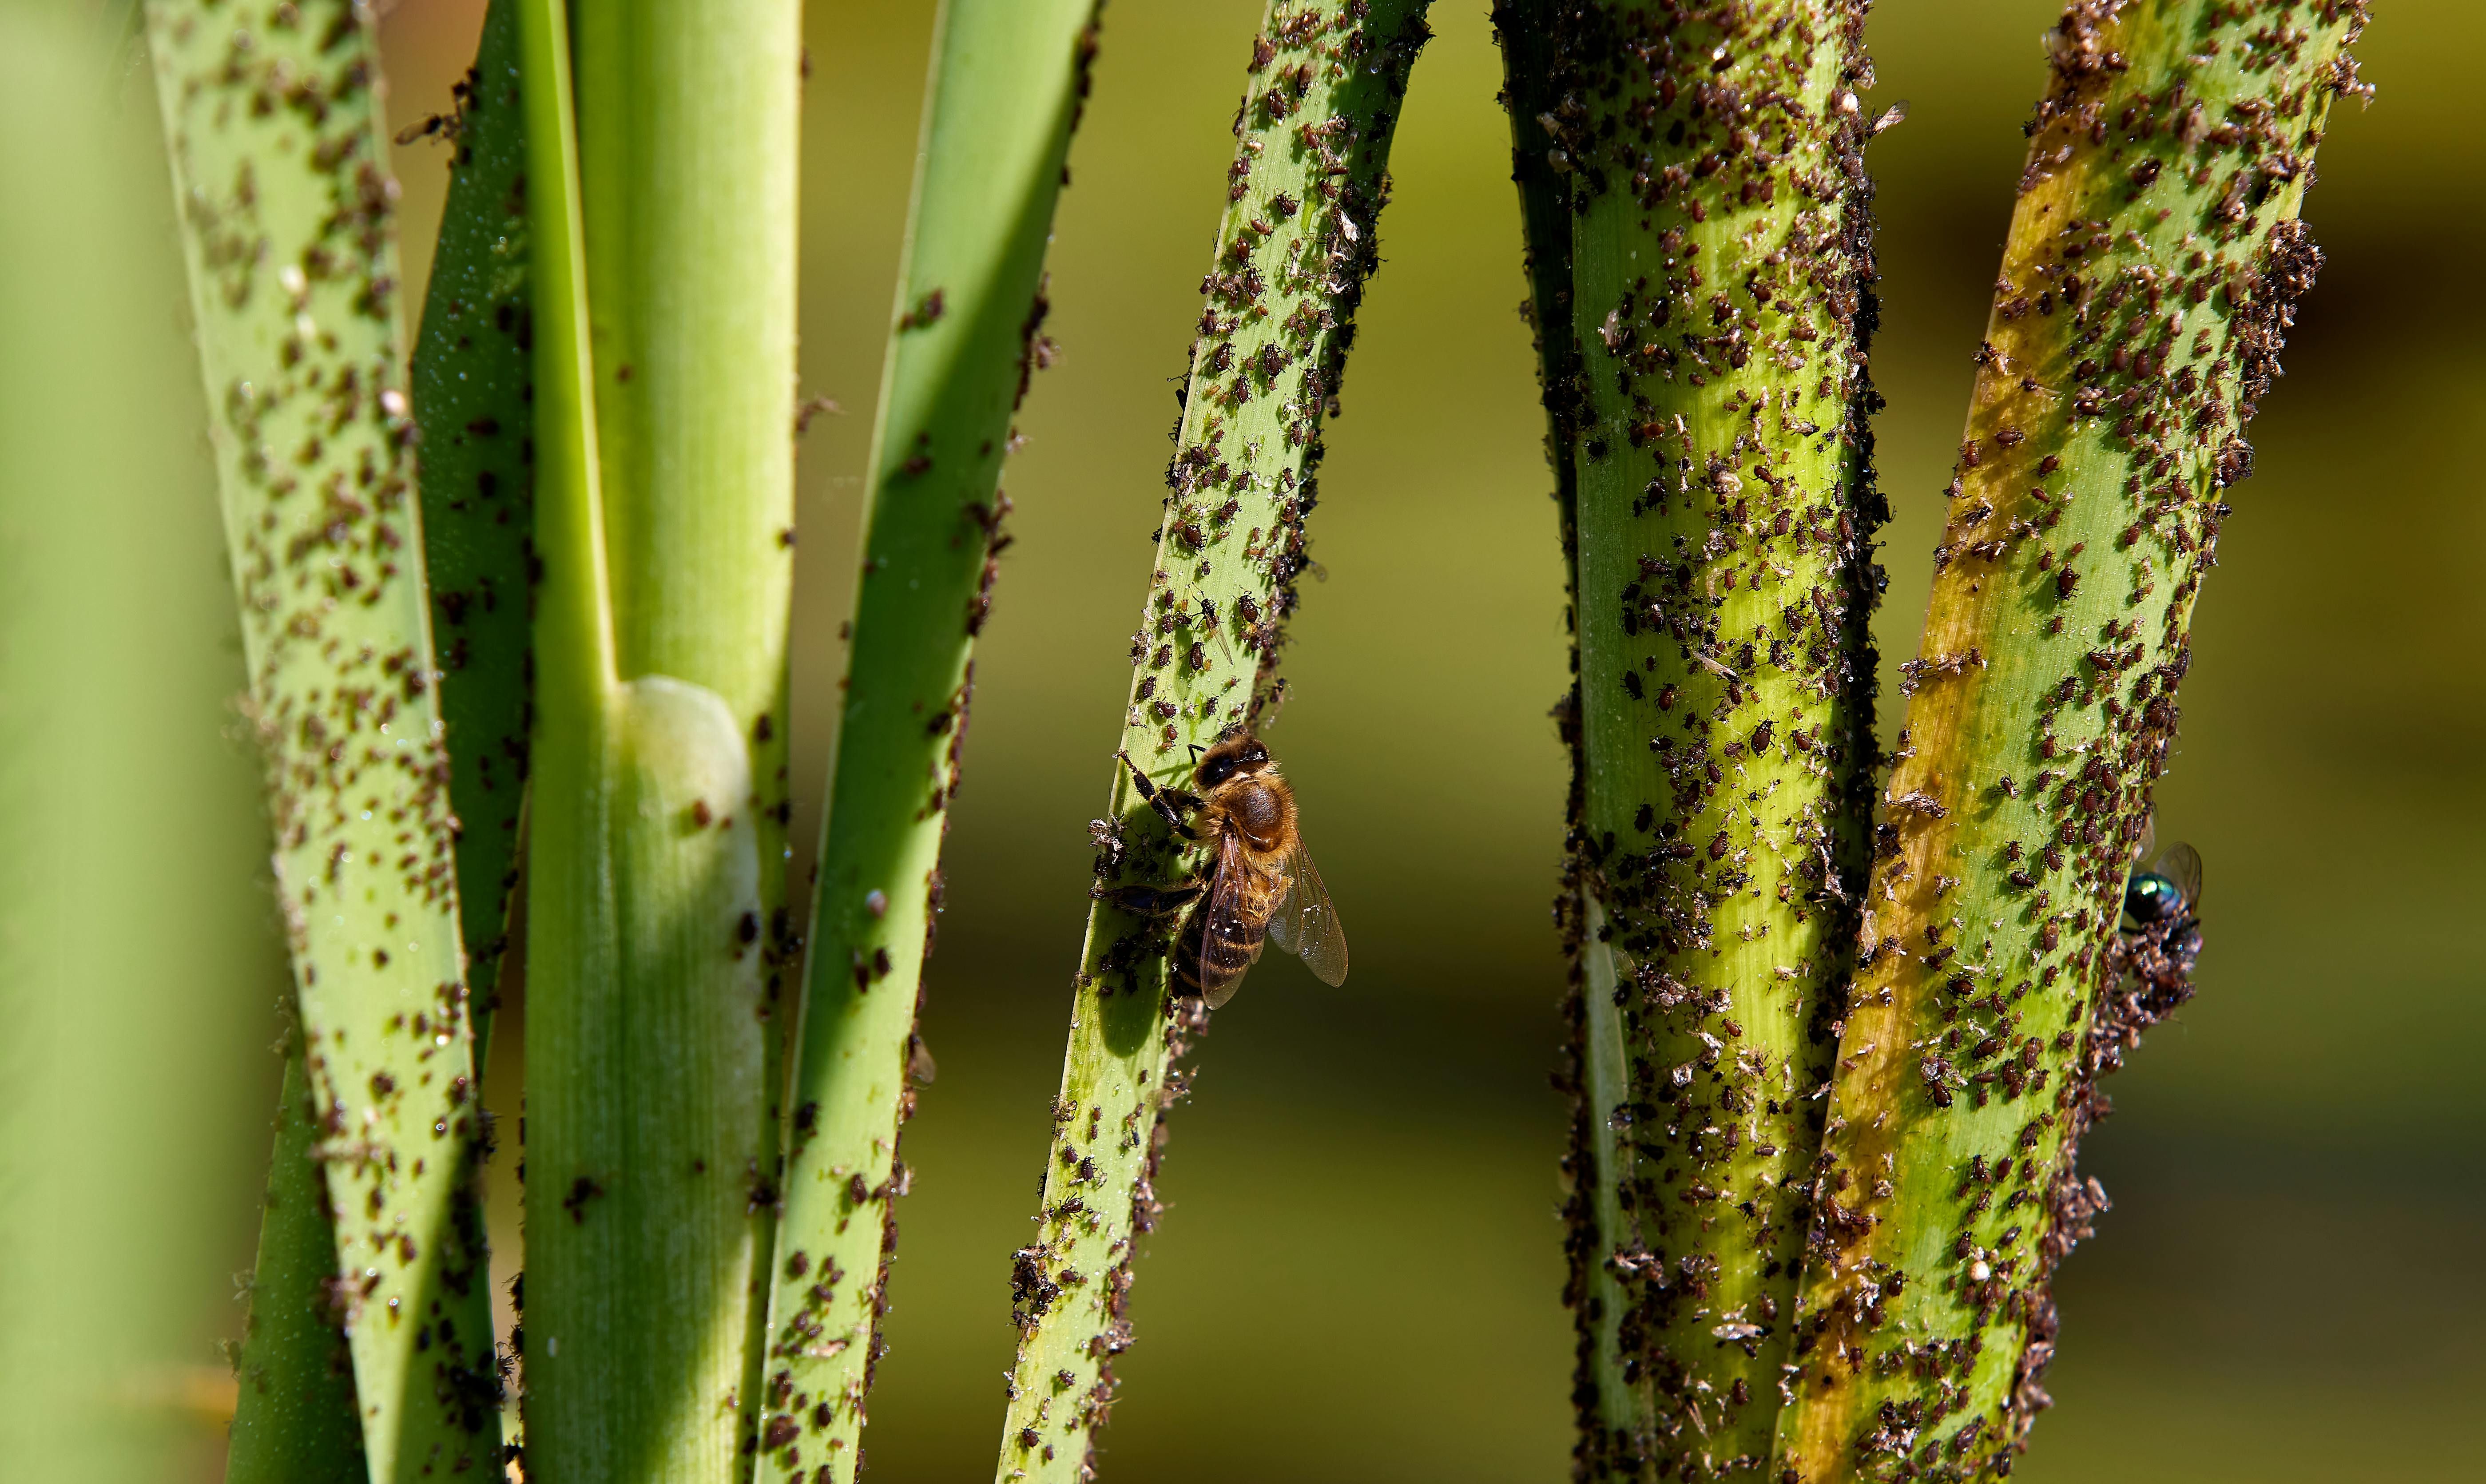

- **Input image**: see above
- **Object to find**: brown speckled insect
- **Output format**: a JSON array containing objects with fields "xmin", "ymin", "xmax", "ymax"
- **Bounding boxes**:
[{"xmin": 1108, "ymin": 733, "xmax": 1347, "ymax": 1008}]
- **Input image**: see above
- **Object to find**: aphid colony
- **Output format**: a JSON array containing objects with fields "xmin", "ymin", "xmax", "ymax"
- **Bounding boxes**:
[
  {"xmin": 1513, "ymin": 0, "xmax": 1892, "ymax": 1470},
  {"xmin": 1003, "ymin": 8, "xmax": 1433, "ymax": 1480},
  {"xmin": 1769, "ymin": 3, "xmax": 2362, "ymax": 1478}
]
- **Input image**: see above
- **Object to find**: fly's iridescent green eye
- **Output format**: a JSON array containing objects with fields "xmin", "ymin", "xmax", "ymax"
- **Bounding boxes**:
[
  {"xmin": 2124, "ymin": 872, "xmax": 2181, "ymax": 924},
  {"xmin": 2124, "ymin": 839, "xmax": 2203, "ymax": 927}
]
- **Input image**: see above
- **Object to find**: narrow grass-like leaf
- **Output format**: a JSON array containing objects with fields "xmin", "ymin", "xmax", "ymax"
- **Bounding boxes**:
[
  {"xmin": 516, "ymin": 0, "xmax": 802, "ymax": 1473},
  {"xmin": 413, "ymin": 0, "xmax": 533, "ymax": 1060},
  {"xmin": 1486, "ymin": 6, "xmax": 1612, "ymax": 1472},
  {"xmin": 506, "ymin": 0, "xmax": 627, "ymax": 1472},
  {"xmin": 226, "ymin": 1039, "xmax": 369, "ymax": 1483},
  {"xmin": 1491, "ymin": 6, "xmax": 1670, "ymax": 1472},
  {"xmin": 1536, "ymin": 4, "xmax": 1884, "ymax": 1475},
  {"xmin": 990, "ymin": 6, "xmax": 1433, "ymax": 1480},
  {"xmin": 755, "ymin": 2, "xmax": 1101, "ymax": 1476},
  {"xmin": 1491, "ymin": 0, "xmax": 1582, "ymax": 593},
  {"xmin": 1771, "ymin": 5, "xmax": 2368, "ymax": 1479},
  {"xmin": 1491, "ymin": 0, "xmax": 1584, "ymax": 569},
  {"xmin": 3, "ymin": 24, "xmax": 320, "ymax": 1475},
  {"xmin": 145, "ymin": 0, "xmax": 500, "ymax": 1473}
]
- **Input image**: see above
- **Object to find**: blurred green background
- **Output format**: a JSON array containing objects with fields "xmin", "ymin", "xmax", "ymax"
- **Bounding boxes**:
[{"xmin": 4, "ymin": 0, "xmax": 2476, "ymax": 1478}]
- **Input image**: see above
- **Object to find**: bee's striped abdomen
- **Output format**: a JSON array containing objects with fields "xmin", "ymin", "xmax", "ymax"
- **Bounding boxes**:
[{"xmin": 1175, "ymin": 877, "xmax": 1274, "ymax": 1006}]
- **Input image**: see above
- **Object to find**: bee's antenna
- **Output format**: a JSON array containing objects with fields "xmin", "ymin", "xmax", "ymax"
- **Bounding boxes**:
[{"xmin": 1185, "ymin": 742, "xmax": 1204, "ymax": 762}]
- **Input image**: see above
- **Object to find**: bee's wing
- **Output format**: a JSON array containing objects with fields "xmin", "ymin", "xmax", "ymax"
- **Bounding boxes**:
[
  {"xmin": 2156, "ymin": 841, "xmax": 2203, "ymax": 910},
  {"xmin": 1197, "ymin": 831, "xmax": 1265, "ymax": 1010},
  {"xmin": 2135, "ymin": 813, "xmax": 2158, "ymax": 866},
  {"xmin": 1266, "ymin": 835, "xmax": 1348, "ymax": 987}
]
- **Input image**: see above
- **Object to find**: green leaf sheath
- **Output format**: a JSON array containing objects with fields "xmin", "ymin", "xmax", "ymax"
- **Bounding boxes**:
[
  {"xmin": 413, "ymin": 0, "xmax": 532, "ymax": 1063},
  {"xmin": 227, "ymin": 1040, "xmax": 370, "ymax": 1483},
  {"xmin": 1771, "ymin": 5, "xmax": 2367, "ymax": 1480},
  {"xmin": 756, "ymin": 3, "xmax": 1102, "ymax": 1477},
  {"xmin": 515, "ymin": 0, "xmax": 802, "ymax": 1475},
  {"xmin": 990, "ymin": 6, "xmax": 1433, "ymax": 1481},
  {"xmin": 1540, "ymin": 5, "xmax": 1884, "ymax": 1476},
  {"xmin": 572, "ymin": 0, "xmax": 803, "ymax": 909},
  {"xmin": 576, "ymin": 14, "xmax": 804, "ymax": 1432},
  {"xmin": 144, "ymin": 1, "xmax": 501, "ymax": 1476}
]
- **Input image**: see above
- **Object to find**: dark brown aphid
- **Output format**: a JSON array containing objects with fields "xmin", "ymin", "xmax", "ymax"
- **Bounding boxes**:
[{"xmin": 1108, "ymin": 733, "xmax": 1346, "ymax": 1008}]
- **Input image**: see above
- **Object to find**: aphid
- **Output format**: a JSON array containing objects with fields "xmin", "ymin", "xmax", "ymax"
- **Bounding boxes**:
[{"xmin": 1105, "ymin": 733, "xmax": 1347, "ymax": 1008}]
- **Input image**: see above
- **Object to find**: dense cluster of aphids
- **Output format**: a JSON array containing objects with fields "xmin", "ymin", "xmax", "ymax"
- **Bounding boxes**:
[
  {"xmin": 1000, "ymin": 8, "xmax": 1436, "ymax": 1482},
  {"xmin": 1120, "ymin": 2, "xmax": 1432, "ymax": 759},
  {"xmin": 1505, "ymin": 2, "xmax": 1894, "ymax": 1476},
  {"xmin": 1099, "ymin": 0, "xmax": 1430, "ymax": 960},
  {"xmin": 152, "ymin": 0, "xmax": 502, "ymax": 1455},
  {"xmin": 1771, "ymin": 4, "xmax": 2365, "ymax": 1480}
]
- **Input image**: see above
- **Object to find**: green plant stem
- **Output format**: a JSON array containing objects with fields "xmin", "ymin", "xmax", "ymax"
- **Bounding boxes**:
[
  {"xmin": 1770, "ymin": 5, "xmax": 2367, "ymax": 1479},
  {"xmin": 756, "ymin": 3, "xmax": 1100, "ymax": 1477},
  {"xmin": 517, "ymin": 0, "xmax": 801, "ymax": 1473},
  {"xmin": 413, "ymin": 0, "xmax": 534, "ymax": 1063},
  {"xmin": 1546, "ymin": 4, "xmax": 1883, "ymax": 1475},
  {"xmin": 145, "ymin": 1, "xmax": 500, "ymax": 1474},
  {"xmin": 990, "ymin": 6, "xmax": 1432, "ymax": 1480}
]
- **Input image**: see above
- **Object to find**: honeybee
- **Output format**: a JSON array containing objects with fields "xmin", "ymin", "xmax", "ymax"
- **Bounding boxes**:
[{"xmin": 1106, "ymin": 733, "xmax": 1347, "ymax": 1008}]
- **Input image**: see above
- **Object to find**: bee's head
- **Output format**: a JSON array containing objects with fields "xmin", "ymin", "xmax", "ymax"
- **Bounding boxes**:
[{"xmin": 1194, "ymin": 734, "xmax": 1269, "ymax": 789}]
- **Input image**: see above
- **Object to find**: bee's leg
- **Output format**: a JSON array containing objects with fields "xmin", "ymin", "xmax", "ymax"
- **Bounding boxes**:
[
  {"xmin": 1096, "ymin": 878, "xmax": 1205, "ymax": 917},
  {"xmin": 1115, "ymin": 748, "xmax": 1203, "ymax": 839}
]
